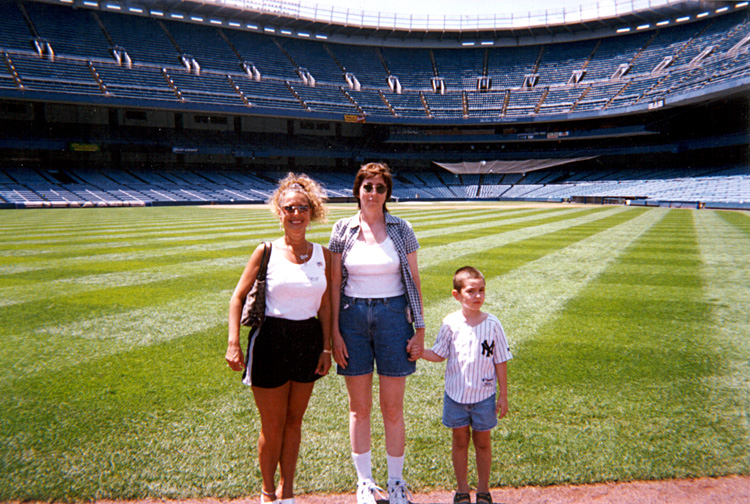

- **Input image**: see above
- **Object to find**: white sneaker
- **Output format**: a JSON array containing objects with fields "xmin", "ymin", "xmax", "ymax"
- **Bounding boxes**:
[
  {"xmin": 387, "ymin": 480, "xmax": 412, "ymax": 504},
  {"xmin": 357, "ymin": 479, "xmax": 385, "ymax": 504}
]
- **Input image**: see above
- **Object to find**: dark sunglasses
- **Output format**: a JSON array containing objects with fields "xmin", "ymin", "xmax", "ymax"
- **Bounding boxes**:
[
  {"xmin": 362, "ymin": 183, "xmax": 387, "ymax": 194},
  {"xmin": 282, "ymin": 205, "xmax": 310, "ymax": 214}
]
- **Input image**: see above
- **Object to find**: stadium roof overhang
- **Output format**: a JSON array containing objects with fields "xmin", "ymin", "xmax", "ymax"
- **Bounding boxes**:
[
  {"xmin": 435, "ymin": 158, "xmax": 597, "ymax": 174},
  {"xmin": 66, "ymin": 0, "xmax": 746, "ymax": 47}
]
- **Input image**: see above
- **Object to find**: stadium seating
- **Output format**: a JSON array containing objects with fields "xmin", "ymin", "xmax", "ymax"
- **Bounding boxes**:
[
  {"xmin": 0, "ymin": 0, "xmax": 746, "ymax": 121},
  {"xmin": 0, "ymin": 1, "xmax": 748, "ymax": 209},
  {"xmin": 3, "ymin": 163, "xmax": 748, "ymax": 209}
]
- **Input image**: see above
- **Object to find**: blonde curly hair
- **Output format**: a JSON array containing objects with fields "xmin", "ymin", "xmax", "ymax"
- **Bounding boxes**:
[{"xmin": 269, "ymin": 172, "xmax": 328, "ymax": 223}]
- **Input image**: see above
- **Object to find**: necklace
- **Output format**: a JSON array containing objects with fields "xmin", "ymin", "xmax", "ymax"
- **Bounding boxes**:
[{"xmin": 287, "ymin": 241, "xmax": 311, "ymax": 261}]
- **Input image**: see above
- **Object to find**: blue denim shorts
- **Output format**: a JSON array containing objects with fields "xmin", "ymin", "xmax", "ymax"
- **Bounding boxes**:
[
  {"xmin": 442, "ymin": 392, "xmax": 498, "ymax": 431},
  {"xmin": 337, "ymin": 294, "xmax": 416, "ymax": 377}
]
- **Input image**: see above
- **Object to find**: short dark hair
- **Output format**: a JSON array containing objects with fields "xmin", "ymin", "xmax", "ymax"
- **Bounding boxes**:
[
  {"xmin": 353, "ymin": 162, "xmax": 393, "ymax": 212},
  {"xmin": 453, "ymin": 266, "xmax": 485, "ymax": 292}
]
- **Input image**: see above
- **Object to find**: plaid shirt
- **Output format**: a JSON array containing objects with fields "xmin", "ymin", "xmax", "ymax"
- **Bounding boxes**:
[{"xmin": 329, "ymin": 211, "xmax": 425, "ymax": 329}]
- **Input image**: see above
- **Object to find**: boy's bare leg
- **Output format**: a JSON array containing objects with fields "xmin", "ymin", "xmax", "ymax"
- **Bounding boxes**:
[
  {"xmin": 473, "ymin": 429, "xmax": 492, "ymax": 494},
  {"xmin": 452, "ymin": 426, "xmax": 471, "ymax": 493}
]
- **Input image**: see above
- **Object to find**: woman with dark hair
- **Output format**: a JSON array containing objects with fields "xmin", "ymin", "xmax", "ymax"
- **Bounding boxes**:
[
  {"xmin": 328, "ymin": 162, "xmax": 425, "ymax": 504},
  {"xmin": 226, "ymin": 173, "xmax": 332, "ymax": 504}
]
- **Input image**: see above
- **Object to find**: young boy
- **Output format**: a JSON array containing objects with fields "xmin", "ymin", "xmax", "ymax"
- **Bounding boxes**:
[{"xmin": 422, "ymin": 266, "xmax": 512, "ymax": 504}]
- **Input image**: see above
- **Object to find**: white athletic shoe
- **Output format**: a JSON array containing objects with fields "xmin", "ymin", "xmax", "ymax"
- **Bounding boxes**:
[
  {"xmin": 356, "ymin": 479, "xmax": 385, "ymax": 504},
  {"xmin": 387, "ymin": 480, "xmax": 412, "ymax": 504}
]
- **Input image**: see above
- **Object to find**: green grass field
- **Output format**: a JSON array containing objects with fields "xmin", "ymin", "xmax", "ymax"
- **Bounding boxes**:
[{"xmin": 1, "ymin": 203, "xmax": 748, "ymax": 502}]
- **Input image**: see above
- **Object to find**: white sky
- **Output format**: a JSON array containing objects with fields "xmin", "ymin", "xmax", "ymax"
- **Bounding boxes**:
[{"xmin": 318, "ymin": 0, "xmax": 591, "ymax": 17}]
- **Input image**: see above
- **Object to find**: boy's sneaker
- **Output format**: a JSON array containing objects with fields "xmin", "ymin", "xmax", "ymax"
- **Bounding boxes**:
[
  {"xmin": 387, "ymin": 480, "xmax": 413, "ymax": 504},
  {"xmin": 356, "ymin": 480, "xmax": 385, "ymax": 504}
]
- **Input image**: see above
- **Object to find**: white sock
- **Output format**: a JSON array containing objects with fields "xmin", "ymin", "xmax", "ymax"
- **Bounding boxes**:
[
  {"xmin": 352, "ymin": 451, "xmax": 373, "ymax": 483},
  {"xmin": 387, "ymin": 454, "xmax": 404, "ymax": 484}
]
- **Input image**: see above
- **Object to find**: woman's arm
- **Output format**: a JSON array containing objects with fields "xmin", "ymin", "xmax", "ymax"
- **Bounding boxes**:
[
  {"xmin": 315, "ymin": 246, "xmax": 333, "ymax": 376},
  {"xmin": 330, "ymin": 251, "xmax": 348, "ymax": 368},
  {"xmin": 405, "ymin": 250, "xmax": 425, "ymax": 361},
  {"xmin": 225, "ymin": 243, "xmax": 266, "ymax": 371}
]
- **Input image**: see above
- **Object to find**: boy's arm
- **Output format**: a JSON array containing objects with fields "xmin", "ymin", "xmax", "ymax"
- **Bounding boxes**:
[
  {"xmin": 421, "ymin": 348, "xmax": 446, "ymax": 362},
  {"xmin": 495, "ymin": 362, "xmax": 508, "ymax": 419}
]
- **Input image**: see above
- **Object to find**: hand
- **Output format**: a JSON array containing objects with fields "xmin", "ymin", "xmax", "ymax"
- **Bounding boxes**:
[
  {"xmin": 406, "ymin": 328, "xmax": 425, "ymax": 362},
  {"xmin": 496, "ymin": 396, "xmax": 509, "ymax": 419},
  {"xmin": 332, "ymin": 331, "xmax": 349, "ymax": 369},
  {"xmin": 316, "ymin": 351, "xmax": 332, "ymax": 376},
  {"xmin": 225, "ymin": 344, "xmax": 245, "ymax": 372}
]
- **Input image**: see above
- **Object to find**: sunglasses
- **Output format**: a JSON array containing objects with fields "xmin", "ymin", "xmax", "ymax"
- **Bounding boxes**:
[
  {"xmin": 362, "ymin": 183, "xmax": 387, "ymax": 194},
  {"xmin": 282, "ymin": 205, "xmax": 310, "ymax": 214}
]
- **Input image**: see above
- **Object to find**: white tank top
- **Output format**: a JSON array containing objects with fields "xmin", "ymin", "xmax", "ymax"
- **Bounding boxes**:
[
  {"xmin": 265, "ymin": 243, "xmax": 327, "ymax": 320},
  {"xmin": 344, "ymin": 237, "xmax": 405, "ymax": 298}
]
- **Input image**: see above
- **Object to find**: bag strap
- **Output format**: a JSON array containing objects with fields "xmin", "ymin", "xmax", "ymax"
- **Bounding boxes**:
[{"xmin": 256, "ymin": 242, "xmax": 272, "ymax": 281}]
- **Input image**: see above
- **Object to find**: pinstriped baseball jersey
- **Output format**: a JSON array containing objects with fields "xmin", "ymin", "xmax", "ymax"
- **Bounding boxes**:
[{"xmin": 431, "ymin": 311, "xmax": 512, "ymax": 404}]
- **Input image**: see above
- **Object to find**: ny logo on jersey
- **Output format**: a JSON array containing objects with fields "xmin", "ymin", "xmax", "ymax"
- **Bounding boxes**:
[{"xmin": 481, "ymin": 340, "xmax": 495, "ymax": 357}]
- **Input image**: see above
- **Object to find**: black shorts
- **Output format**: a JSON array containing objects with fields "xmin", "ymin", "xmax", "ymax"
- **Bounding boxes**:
[{"xmin": 243, "ymin": 316, "xmax": 324, "ymax": 388}]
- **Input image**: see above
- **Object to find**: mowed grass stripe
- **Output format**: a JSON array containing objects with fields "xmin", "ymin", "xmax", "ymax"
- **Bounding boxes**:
[
  {"xmin": 2, "ymin": 205, "xmax": 584, "ymax": 309},
  {"xmin": 0, "ymin": 256, "xmax": 247, "ymax": 307},
  {"xmin": 502, "ymin": 210, "xmax": 749, "ymax": 485},
  {"xmin": 408, "ymin": 208, "xmax": 661, "ymax": 487},
  {"xmin": 0, "ymin": 206, "xmax": 279, "ymax": 252},
  {"xmin": 0, "ymin": 213, "xmax": 269, "ymax": 242},
  {"xmin": 1, "ymin": 230, "xmax": 304, "ymax": 275},
  {"xmin": 0, "ymin": 207, "xmax": 569, "ymax": 277},
  {"xmin": 0, "ymin": 222, "xmax": 330, "ymax": 276},
  {"xmin": 695, "ymin": 211, "xmax": 750, "ymax": 435},
  {"xmin": 419, "ymin": 206, "xmax": 627, "ymax": 268},
  {"xmin": 2, "ymin": 283, "xmax": 234, "ymax": 380},
  {"xmin": 0, "ymin": 324, "xmax": 269, "ymax": 502},
  {"xmin": 1, "ymin": 205, "xmax": 749, "ymax": 502},
  {"xmin": 0, "ymin": 225, "xmax": 277, "ymax": 258},
  {"xmin": 400, "ymin": 207, "xmax": 566, "ymax": 229},
  {"xmin": 0, "ymin": 209, "xmax": 267, "ymax": 244},
  {"xmin": 0, "ymin": 221, "xmax": 267, "ymax": 248},
  {"xmin": 423, "ymin": 207, "xmax": 665, "ymax": 345},
  {"xmin": 0, "ymin": 206, "xmax": 490, "ymax": 257},
  {"xmin": 717, "ymin": 209, "xmax": 750, "ymax": 237},
  {"xmin": 417, "ymin": 207, "xmax": 590, "ymax": 239},
  {"xmin": 0, "ymin": 206, "xmax": 631, "ymax": 377}
]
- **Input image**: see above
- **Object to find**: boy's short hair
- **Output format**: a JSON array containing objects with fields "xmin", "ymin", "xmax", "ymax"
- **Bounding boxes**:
[{"xmin": 453, "ymin": 266, "xmax": 485, "ymax": 292}]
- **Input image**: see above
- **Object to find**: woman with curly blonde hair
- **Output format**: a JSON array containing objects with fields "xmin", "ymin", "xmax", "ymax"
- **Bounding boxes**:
[{"xmin": 227, "ymin": 173, "xmax": 332, "ymax": 504}]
